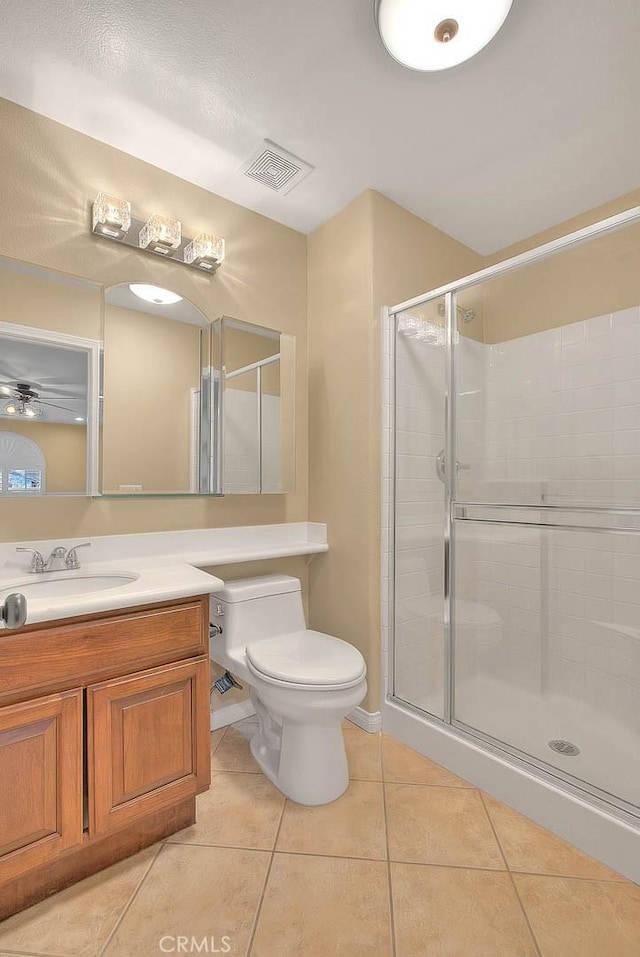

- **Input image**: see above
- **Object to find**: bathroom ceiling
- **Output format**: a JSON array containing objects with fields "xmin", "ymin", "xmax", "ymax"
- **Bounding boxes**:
[
  {"xmin": 0, "ymin": 340, "xmax": 88, "ymax": 424},
  {"xmin": 0, "ymin": 0, "xmax": 639, "ymax": 253}
]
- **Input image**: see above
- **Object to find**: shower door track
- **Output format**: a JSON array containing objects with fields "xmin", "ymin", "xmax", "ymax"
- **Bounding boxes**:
[{"xmin": 388, "ymin": 691, "xmax": 640, "ymax": 827}]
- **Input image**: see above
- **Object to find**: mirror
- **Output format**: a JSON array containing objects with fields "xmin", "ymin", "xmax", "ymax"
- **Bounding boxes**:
[
  {"xmin": 101, "ymin": 283, "xmax": 211, "ymax": 495},
  {"xmin": 0, "ymin": 257, "xmax": 101, "ymax": 496},
  {"xmin": 212, "ymin": 316, "xmax": 296, "ymax": 494},
  {"xmin": 0, "ymin": 261, "xmax": 295, "ymax": 498}
]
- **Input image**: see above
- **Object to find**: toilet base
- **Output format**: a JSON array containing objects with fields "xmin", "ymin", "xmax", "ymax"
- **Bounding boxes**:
[
  {"xmin": 250, "ymin": 720, "xmax": 349, "ymax": 805},
  {"xmin": 247, "ymin": 679, "xmax": 366, "ymax": 805}
]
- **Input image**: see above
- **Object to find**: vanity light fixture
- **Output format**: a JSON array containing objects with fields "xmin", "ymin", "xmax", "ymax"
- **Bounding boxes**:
[
  {"xmin": 129, "ymin": 283, "xmax": 184, "ymax": 305},
  {"xmin": 91, "ymin": 193, "xmax": 224, "ymax": 276},
  {"xmin": 183, "ymin": 233, "xmax": 225, "ymax": 271},
  {"xmin": 139, "ymin": 213, "xmax": 182, "ymax": 255},
  {"xmin": 92, "ymin": 192, "xmax": 132, "ymax": 240},
  {"xmin": 376, "ymin": 0, "xmax": 513, "ymax": 71}
]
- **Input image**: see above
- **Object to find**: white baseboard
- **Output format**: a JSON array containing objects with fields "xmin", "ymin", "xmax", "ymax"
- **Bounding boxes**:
[
  {"xmin": 210, "ymin": 700, "xmax": 256, "ymax": 731},
  {"xmin": 347, "ymin": 707, "xmax": 382, "ymax": 733}
]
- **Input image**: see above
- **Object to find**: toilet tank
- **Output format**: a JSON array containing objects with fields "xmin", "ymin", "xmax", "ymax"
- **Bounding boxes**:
[{"xmin": 210, "ymin": 575, "xmax": 307, "ymax": 656}]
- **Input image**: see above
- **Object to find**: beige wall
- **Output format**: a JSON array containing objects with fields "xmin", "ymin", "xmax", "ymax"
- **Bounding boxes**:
[
  {"xmin": 102, "ymin": 303, "xmax": 202, "ymax": 493},
  {"xmin": 307, "ymin": 192, "xmax": 375, "ymax": 705},
  {"xmin": 0, "ymin": 420, "xmax": 86, "ymax": 493},
  {"xmin": 307, "ymin": 191, "xmax": 482, "ymax": 711},
  {"xmin": 0, "ymin": 267, "xmax": 101, "ymax": 338},
  {"xmin": 0, "ymin": 96, "xmax": 308, "ymax": 542},
  {"xmin": 482, "ymin": 188, "xmax": 640, "ymax": 343}
]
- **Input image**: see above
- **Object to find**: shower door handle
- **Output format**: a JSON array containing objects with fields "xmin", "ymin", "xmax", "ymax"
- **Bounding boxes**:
[{"xmin": 436, "ymin": 449, "xmax": 470, "ymax": 484}]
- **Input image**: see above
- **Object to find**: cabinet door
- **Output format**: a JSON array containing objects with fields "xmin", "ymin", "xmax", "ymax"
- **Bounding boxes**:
[
  {"xmin": 0, "ymin": 689, "xmax": 83, "ymax": 884},
  {"xmin": 87, "ymin": 656, "xmax": 210, "ymax": 837}
]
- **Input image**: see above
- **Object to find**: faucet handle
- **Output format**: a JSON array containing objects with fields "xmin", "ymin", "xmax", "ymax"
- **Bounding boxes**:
[
  {"xmin": 65, "ymin": 543, "xmax": 91, "ymax": 570},
  {"xmin": 16, "ymin": 547, "xmax": 45, "ymax": 573}
]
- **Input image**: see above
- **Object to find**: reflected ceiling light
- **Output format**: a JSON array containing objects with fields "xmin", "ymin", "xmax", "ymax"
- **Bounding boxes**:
[
  {"xmin": 74, "ymin": 416, "xmax": 85, "ymax": 423},
  {"xmin": 129, "ymin": 283, "xmax": 184, "ymax": 305},
  {"xmin": 183, "ymin": 233, "xmax": 225, "ymax": 271},
  {"xmin": 3, "ymin": 398, "xmax": 42, "ymax": 418},
  {"xmin": 139, "ymin": 213, "xmax": 182, "ymax": 255},
  {"xmin": 92, "ymin": 191, "xmax": 132, "ymax": 239},
  {"xmin": 376, "ymin": 0, "xmax": 513, "ymax": 71}
]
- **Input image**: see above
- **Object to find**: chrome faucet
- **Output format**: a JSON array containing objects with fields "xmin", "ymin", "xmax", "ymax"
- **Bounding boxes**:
[
  {"xmin": 16, "ymin": 543, "xmax": 91, "ymax": 574},
  {"xmin": 43, "ymin": 546, "xmax": 68, "ymax": 572}
]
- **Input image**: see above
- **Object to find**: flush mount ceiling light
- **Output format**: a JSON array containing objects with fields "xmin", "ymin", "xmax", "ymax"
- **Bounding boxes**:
[
  {"xmin": 91, "ymin": 193, "xmax": 225, "ymax": 275},
  {"xmin": 129, "ymin": 283, "xmax": 184, "ymax": 305},
  {"xmin": 376, "ymin": 0, "xmax": 513, "ymax": 71}
]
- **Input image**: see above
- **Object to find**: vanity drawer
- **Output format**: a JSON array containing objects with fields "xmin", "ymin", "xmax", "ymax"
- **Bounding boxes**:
[{"xmin": 0, "ymin": 597, "xmax": 209, "ymax": 703}]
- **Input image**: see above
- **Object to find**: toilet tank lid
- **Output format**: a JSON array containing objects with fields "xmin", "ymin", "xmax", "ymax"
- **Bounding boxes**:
[{"xmin": 217, "ymin": 574, "xmax": 302, "ymax": 603}]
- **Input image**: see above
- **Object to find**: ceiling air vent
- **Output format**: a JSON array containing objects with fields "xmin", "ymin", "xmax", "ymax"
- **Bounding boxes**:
[{"xmin": 242, "ymin": 140, "xmax": 313, "ymax": 195}]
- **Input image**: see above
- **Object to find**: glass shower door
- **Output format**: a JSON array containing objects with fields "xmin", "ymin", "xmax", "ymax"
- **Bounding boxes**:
[
  {"xmin": 393, "ymin": 297, "xmax": 447, "ymax": 719},
  {"xmin": 451, "ymin": 222, "xmax": 640, "ymax": 814}
]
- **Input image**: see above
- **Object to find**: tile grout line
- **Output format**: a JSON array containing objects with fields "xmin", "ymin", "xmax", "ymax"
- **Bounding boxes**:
[
  {"xmin": 381, "ymin": 766, "xmax": 398, "ymax": 957},
  {"xmin": 96, "ymin": 841, "xmax": 165, "ymax": 957},
  {"xmin": 210, "ymin": 725, "xmax": 229, "ymax": 755},
  {"xmin": 384, "ymin": 779, "xmax": 477, "ymax": 789},
  {"xmin": 245, "ymin": 795, "xmax": 287, "ymax": 956},
  {"xmin": 479, "ymin": 792, "xmax": 544, "ymax": 957}
]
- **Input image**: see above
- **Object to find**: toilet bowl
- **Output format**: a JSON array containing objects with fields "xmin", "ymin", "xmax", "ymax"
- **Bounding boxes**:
[{"xmin": 209, "ymin": 575, "xmax": 367, "ymax": 805}]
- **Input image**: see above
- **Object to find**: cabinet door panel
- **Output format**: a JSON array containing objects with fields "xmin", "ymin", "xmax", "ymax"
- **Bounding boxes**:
[
  {"xmin": 0, "ymin": 690, "xmax": 83, "ymax": 884},
  {"xmin": 88, "ymin": 657, "xmax": 209, "ymax": 837}
]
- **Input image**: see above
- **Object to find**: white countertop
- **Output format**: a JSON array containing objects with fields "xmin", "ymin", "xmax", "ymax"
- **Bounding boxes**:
[{"xmin": 0, "ymin": 522, "xmax": 327, "ymax": 627}]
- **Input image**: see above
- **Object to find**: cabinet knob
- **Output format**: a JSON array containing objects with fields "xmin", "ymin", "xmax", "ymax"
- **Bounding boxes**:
[{"xmin": 1, "ymin": 592, "xmax": 27, "ymax": 630}]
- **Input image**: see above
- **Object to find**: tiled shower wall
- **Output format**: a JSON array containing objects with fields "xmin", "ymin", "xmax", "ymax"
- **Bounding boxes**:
[
  {"xmin": 459, "ymin": 306, "xmax": 640, "ymax": 505},
  {"xmin": 383, "ymin": 306, "xmax": 640, "ymax": 736}
]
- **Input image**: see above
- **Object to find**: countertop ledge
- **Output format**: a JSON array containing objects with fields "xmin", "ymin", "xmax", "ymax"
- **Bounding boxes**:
[{"xmin": 0, "ymin": 523, "xmax": 327, "ymax": 627}]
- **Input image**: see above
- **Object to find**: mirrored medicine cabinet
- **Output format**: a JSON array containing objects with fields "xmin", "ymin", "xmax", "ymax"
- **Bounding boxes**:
[{"xmin": 0, "ymin": 256, "xmax": 295, "ymax": 498}]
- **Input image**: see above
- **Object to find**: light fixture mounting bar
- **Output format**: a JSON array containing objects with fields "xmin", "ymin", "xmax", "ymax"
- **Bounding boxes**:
[{"xmin": 91, "ymin": 201, "xmax": 224, "ymax": 275}]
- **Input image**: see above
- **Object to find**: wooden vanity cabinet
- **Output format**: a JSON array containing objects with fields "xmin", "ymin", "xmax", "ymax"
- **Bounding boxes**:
[
  {"xmin": 0, "ymin": 594, "xmax": 210, "ymax": 918},
  {"xmin": 0, "ymin": 689, "xmax": 83, "ymax": 883}
]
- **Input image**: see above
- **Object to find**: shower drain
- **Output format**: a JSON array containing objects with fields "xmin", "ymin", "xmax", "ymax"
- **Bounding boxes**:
[{"xmin": 548, "ymin": 739, "xmax": 581, "ymax": 756}]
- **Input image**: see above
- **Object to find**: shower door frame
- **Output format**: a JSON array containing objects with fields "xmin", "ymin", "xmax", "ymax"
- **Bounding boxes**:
[{"xmin": 385, "ymin": 202, "xmax": 640, "ymax": 826}]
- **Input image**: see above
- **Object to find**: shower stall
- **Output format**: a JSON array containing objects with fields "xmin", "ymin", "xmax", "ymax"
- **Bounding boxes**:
[{"xmin": 381, "ymin": 207, "xmax": 640, "ymax": 882}]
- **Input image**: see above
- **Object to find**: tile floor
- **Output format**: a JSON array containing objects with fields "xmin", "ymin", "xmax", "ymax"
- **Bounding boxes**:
[{"xmin": 1, "ymin": 718, "xmax": 639, "ymax": 957}]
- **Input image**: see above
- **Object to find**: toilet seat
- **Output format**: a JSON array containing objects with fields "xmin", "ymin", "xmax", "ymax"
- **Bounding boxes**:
[{"xmin": 246, "ymin": 629, "xmax": 365, "ymax": 689}]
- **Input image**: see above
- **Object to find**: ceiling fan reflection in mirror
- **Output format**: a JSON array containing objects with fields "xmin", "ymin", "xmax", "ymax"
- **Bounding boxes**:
[{"xmin": 0, "ymin": 382, "xmax": 82, "ymax": 420}]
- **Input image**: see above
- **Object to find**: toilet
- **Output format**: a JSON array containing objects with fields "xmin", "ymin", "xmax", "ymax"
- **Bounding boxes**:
[{"xmin": 209, "ymin": 574, "xmax": 367, "ymax": 805}]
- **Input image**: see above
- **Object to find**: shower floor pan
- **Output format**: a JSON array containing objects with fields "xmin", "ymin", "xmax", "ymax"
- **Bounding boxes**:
[{"xmin": 412, "ymin": 676, "xmax": 640, "ymax": 811}]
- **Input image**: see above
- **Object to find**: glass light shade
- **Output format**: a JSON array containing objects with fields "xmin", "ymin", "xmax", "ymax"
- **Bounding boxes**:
[
  {"xmin": 183, "ymin": 232, "xmax": 225, "ymax": 270},
  {"xmin": 3, "ymin": 399, "xmax": 41, "ymax": 417},
  {"xmin": 139, "ymin": 214, "xmax": 182, "ymax": 254},
  {"xmin": 376, "ymin": 0, "xmax": 513, "ymax": 71},
  {"xmin": 92, "ymin": 192, "xmax": 131, "ymax": 239},
  {"xmin": 129, "ymin": 283, "xmax": 184, "ymax": 305}
]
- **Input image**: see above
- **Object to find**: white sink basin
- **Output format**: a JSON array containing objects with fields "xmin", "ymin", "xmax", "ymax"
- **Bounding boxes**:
[{"xmin": 0, "ymin": 572, "xmax": 138, "ymax": 601}]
